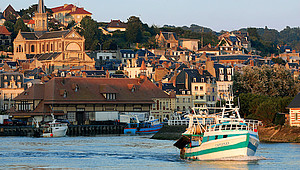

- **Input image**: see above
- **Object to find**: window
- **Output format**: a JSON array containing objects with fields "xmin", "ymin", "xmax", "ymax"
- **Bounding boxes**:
[
  {"xmin": 31, "ymin": 45, "xmax": 35, "ymax": 52},
  {"xmin": 195, "ymin": 86, "xmax": 198, "ymax": 91},
  {"xmin": 182, "ymin": 98, "xmax": 185, "ymax": 103},
  {"xmin": 188, "ymin": 98, "xmax": 190, "ymax": 103},
  {"xmin": 106, "ymin": 93, "xmax": 116, "ymax": 100},
  {"xmin": 200, "ymin": 86, "xmax": 203, "ymax": 91},
  {"xmin": 18, "ymin": 101, "xmax": 31, "ymax": 111},
  {"xmin": 176, "ymin": 98, "xmax": 179, "ymax": 103},
  {"xmin": 212, "ymin": 88, "xmax": 215, "ymax": 92},
  {"xmin": 296, "ymin": 113, "xmax": 298, "ymax": 121}
]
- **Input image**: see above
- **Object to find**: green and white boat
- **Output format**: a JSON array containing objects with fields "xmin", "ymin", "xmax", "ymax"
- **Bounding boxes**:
[{"xmin": 174, "ymin": 105, "xmax": 260, "ymax": 160}]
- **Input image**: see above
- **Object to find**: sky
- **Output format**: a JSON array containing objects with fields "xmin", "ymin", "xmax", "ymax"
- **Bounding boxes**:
[{"xmin": 1, "ymin": 0, "xmax": 300, "ymax": 32}]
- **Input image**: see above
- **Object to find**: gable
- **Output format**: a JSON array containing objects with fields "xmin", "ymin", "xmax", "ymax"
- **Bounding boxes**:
[{"xmin": 65, "ymin": 30, "xmax": 82, "ymax": 39}]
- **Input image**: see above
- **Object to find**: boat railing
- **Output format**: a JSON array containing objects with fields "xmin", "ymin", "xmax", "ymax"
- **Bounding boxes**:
[
  {"xmin": 205, "ymin": 121, "xmax": 258, "ymax": 133},
  {"xmin": 168, "ymin": 119, "xmax": 189, "ymax": 126}
]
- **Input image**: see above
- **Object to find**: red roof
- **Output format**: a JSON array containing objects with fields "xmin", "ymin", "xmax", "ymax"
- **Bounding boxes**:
[
  {"xmin": 69, "ymin": 7, "xmax": 92, "ymax": 15},
  {"xmin": 0, "ymin": 26, "xmax": 11, "ymax": 35},
  {"xmin": 28, "ymin": 20, "xmax": 35, "ymax": 24},
  {"xmin": 51, "ymin": 4, "xmax": 75, "ymax": 13},
  {"xmin": 52, "ymin": 4, "xmax": 91, "ymax": 15}
]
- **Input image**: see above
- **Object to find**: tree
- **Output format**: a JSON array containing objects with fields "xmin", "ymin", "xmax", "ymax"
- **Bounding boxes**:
[
  {"xmin": 79, "ymin": 16, "xmax": 103, "ymax": 50},
  {"xmin": 14, "ymin": 18, "xmax": 31, "ymax": 34},
  {"xmin": 234, "ymin": 65, "xmax": 299, "ymax": 97},
  {"xmin": 126, "ymin": 16, "xmax": 143, "ymax": 43}
]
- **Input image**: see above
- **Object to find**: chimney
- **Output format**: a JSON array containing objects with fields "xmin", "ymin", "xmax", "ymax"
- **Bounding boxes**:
[{"xmin": 158, "ymin": 81, "xmax": 162, "ymax": 90}]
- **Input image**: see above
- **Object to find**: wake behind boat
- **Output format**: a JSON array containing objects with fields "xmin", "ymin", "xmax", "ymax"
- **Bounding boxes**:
[{"xmin": 174, "ymin": 104, "xmax": 260, "ymax": 160}]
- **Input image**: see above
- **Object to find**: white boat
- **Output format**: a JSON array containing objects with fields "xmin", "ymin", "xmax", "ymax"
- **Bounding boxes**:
[
  {"xmin": 174, "ymin": 104, "xmax": 260, "ymax": 160},
  {"xmin": 42, "ymin": 119, "xmax": 68, "ymax": 137}
]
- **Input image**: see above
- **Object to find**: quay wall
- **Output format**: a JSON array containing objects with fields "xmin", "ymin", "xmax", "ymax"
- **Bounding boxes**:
[{"xmin": 0, "ymin": 125, "xmax": 125, "ymax": 137}]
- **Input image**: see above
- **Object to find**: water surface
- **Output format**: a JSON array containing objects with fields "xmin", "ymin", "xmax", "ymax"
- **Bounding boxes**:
[{"xmin": 0, "ymin": 136, "xmax": 299, "ymax": 169}]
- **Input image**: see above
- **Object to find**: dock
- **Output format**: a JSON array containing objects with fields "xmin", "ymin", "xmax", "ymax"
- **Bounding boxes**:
[{"xmin": 0, "ymin": 125, "xmax": 125, "ymax": 137}]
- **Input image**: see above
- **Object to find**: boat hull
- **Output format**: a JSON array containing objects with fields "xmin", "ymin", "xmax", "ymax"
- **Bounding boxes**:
[
  {"xmin": 124, "ymin": 123, "xmax": 163, "ymax": 135},
  {"xmin": 181, "ymin": 131, "xmax": 259, "ymax": 160},
  {"xmin": 43, "ymin": 126, "xmax": 68, "ymax": 137}
]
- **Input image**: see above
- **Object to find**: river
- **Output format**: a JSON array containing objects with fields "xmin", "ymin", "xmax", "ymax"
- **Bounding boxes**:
[{"xmin": 0, "ymin": 135, "xmax": 299, "ymax": 169}]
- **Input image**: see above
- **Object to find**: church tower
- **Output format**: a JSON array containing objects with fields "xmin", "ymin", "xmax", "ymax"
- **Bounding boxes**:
[{"xmin": 34, "ymin": 0, "xmax": 48, "ymax": 34}]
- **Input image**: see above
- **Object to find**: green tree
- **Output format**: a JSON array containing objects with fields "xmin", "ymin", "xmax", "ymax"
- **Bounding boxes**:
[
  {"xmin": 126, "ymin": 16, "xmax": 143, "ymax": 43},
  {"xmin": 79, "ymin": 16, "xmax": 103, "ymax": 50},
  {"xmin": 14, "ymin": 18, "xmax": 31, "ymax": 34}
]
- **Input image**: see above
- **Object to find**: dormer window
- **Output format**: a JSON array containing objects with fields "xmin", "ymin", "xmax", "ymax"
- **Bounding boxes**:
[
  {"xmin": 75, "ymin": 85, "xmax": 79, "ymax": 92},
  {"xmin": 63, "ymin": 90, "xmax": 67, "ymax": 98},
  {"xmin": 104, "ymin": 93, "xmax": 116, "ymax": 100}
]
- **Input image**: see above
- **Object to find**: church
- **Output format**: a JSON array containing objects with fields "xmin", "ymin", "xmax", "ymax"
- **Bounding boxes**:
[{"xmin": 13, "ymin": 0, "xmax": 95, "ymax": 72}]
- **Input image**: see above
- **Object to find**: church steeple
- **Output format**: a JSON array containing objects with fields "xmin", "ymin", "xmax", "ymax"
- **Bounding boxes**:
[
  {"xmin": 38, "ymin": 0, "xmax": 45, "ymax": 13},
  {"xmin": 34, "ymin": 0, "xmax": 48, "ymax": 34}
]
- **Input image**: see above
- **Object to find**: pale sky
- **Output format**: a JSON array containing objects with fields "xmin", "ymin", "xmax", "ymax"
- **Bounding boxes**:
[{"xmin": 1, "ymin": 0, "xmax": 300, "ymax": 32}]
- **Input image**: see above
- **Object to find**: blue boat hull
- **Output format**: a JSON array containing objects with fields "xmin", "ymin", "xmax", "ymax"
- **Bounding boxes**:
[{"xmin": 124, "ymin": 123, "xmax": 163, "ymax": 134}]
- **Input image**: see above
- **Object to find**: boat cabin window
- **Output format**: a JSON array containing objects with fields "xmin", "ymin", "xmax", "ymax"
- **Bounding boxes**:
[
  {"xmin": 223, "ymin": 135, "xmax": 228, "ymax": 138},
  {"xmin": 215, "ymin": 126, "xmax": 220, "ymax": 131},
  {"xmin": 221, "ymin": 125, "xmax": 226, "ymax": 130},
  {"xmin": 225, "ymin": 125, "xmax": 231, "ymax": 130},
  {"xmin": 215, "ymin": 135, "xmax": 218, "ymax": 140}
]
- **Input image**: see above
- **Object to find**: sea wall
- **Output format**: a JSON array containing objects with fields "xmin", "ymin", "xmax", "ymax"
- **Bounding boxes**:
[
  {"xmin": 151, "ymin": 125, "xmax": 300, "ymax": 143},
  {"xmin": 258, "ymin": 126, "xmax": 300, "ymax": 143}
]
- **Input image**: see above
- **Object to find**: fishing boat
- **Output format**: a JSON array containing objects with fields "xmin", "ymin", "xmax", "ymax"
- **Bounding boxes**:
[
  {"xmin": 174, "ymin": 104, "xmax": 260, "ymax": 160},
  {"xmin": 124, "ymin": 116, "xmax": 163, "ymax": 135},
  {"xmin": 33, "ymin": 114, "xmax": 68, "ymax": 137},
  {"xmin": 41, "ymin": 119, "xmax": 68, "ymax": 137}
]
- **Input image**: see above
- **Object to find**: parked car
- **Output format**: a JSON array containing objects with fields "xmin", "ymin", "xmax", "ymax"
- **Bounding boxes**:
[
  {"xmin": 12, "ymin": 119, "xmax": 27, "ymax": 126},
  {"xmin": 3, "ymin": 119, "xmax": 13, "ymax": 126}
]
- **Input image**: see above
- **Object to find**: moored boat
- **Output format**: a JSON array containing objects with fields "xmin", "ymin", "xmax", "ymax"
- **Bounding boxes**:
[
  {"xmin": 174, "ymin": 106, "xmax": 260, "ymax": 160},
  {"xmin": 42, "ymin": 120, "xmax": 68, "ymax": 137},
  {"xmin": 124, "ymin": 116, "xmax": 163, "ymax": 135}
]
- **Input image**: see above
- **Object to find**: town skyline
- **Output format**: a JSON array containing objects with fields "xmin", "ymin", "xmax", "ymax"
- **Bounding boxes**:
[{"xmin": 0, "ymin": 0, "xmax": 299, "ymax": 32}]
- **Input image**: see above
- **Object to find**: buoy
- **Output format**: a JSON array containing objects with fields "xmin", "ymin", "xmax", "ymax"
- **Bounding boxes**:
[
  {"xmin": 50, "ymin": 133, "xmax": 53, "ymax": 137},
  {"xmin": 254, "ymin": 129, "xmax": 257, "ymax": 132}
]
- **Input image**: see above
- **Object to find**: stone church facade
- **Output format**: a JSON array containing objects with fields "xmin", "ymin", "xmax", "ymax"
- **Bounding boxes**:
[{"xmin": 13, "ymin": 0, "xmax": 95, "ymax": 72}]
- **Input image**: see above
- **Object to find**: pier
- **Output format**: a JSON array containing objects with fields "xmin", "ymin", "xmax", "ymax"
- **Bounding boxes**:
[{"xmin": 0, "ymin": 125, "xmax": 125, "ymax": 137}]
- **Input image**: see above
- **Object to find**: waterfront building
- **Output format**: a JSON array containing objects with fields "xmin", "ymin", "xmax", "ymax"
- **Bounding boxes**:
[
  {"xmin": 11, "ymin": 77, "xmax": 172, "ymax": 124},
  {"xmin": 175, "ymin": 90, "xmax": 193, "ymax": 114},
  {"xmin": 0, "ymin": 72, "xmax": 24, "ymax": 111},
  {"xmin": 287, "ymin": 93, "xmax": 300, "ymax": 127},
  {"xmin": 13, "ymin": 0, "xmax": 95, "ymax": 73}
]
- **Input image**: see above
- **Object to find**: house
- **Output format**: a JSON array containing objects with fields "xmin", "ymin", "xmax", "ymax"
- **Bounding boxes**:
[
  {"xmin": 13, "ymin": 0, "xmax": 95, "ymax": 73},
  {"xmin": 3, "ymin": 5, "xmax": 20, "ymax": 21},
  {"xmin": 287, "ymin": 93, "xmax": 300, "ymax": 127},
  {"xmin": 106, "ymin": 20, "xmax": 127, "ymax": 32},
  {"xmin": 175, "ymin": 90, "xmax": 193, "ymax": 114},
  {"xmin": 198, "ymin": 44, "xmax": 220, "ymax": 56},
  {"xmin": 218, "ymin": 32, "xmax": 251, "ymax": 55},
  {"xmin": 179, "ymin": 38, "xmax": 200, "ymax": 51},
  {"xmin": 10, "ymin": 77, "xmax": 173, "ymax": 124},
  {"xmin": 0, "ymin": 72, "xmax": 24, "ymax": 111},
  {"xmin": 51, "ymin": 4, "xmax": 92, "ymax": 26},
  {"xmin": 0, "ymin": 12, "xmax": 6, "ymax": 26},
  {"xmin": 206, "ymin": 61, "xmax": 234, "ymax": 101},
  {"xmin": 191, "ymin": 76, "xmax": 217, "ymax": 109},
  {"xmin": 155, "ymin": 32, "xmax": 179, "ymax": 50},
  {"xmin": 0, "ymin": 26, "xmax": 12, "ymax": 51}
]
